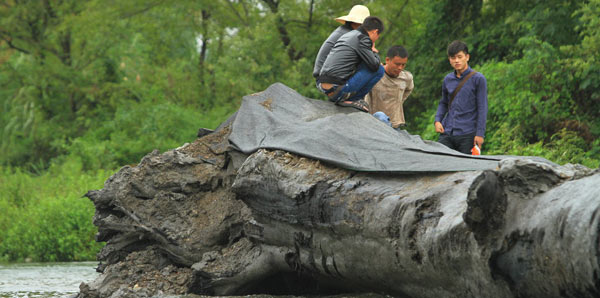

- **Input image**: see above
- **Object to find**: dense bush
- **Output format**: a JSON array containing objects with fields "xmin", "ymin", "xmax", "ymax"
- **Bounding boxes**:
[
  {"xmin": 477, "ymin": 37, "xmax": 599, "ymax": 168},
  {"xmin": 65, "ymin": 101, "xmax": 229, "ymax": 171},
  {"xmin": 0, "ymin": 160, "xmax": 108, "ymax": 262}
]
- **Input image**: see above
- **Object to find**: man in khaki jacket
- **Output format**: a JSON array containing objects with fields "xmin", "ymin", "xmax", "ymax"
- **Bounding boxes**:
[{"xmin": 365, "ymin": 45, "xmax": 414, "ymax": 130}]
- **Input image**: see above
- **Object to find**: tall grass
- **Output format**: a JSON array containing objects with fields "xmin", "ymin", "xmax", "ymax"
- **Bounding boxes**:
[{"xmin": 0, "ymin": 159, "xmax": 110, "ymax": 262}]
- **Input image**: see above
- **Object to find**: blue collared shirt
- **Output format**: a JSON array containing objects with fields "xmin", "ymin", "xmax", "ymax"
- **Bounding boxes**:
[{"xmin": 434, "ymin": 67, "xmax": 488, "ymax": 137}]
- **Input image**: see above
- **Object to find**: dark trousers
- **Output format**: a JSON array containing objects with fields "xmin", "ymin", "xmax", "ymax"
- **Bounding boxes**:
[{"xmin": 438, "ymin": 133, "xmax": 475, "ymax": 155}]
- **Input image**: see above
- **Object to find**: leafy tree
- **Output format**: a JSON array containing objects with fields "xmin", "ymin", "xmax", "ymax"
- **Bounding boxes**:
[{"xmin": 472, "ymin": 0, "xmax": 583, "ymax": 62}]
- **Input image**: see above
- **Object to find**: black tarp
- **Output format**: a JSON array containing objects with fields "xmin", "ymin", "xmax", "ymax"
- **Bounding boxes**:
[{"xmin": 227, "ymin": 83, "xmax": 532, "ymax": 173}]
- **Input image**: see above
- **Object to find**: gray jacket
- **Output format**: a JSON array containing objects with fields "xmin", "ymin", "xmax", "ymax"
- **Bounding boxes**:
[
  {"xmin": 318, "ymin": 27, "xmax": 381, "ymax": 85},
  {"xmin": 312, "ymin": 24, "xmax": 352, "ymax": 78}
]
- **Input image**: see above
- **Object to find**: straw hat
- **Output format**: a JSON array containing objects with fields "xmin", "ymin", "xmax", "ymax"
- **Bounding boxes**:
[{"xmin": 335, "ymin": 5, "xmax": 370, "ymax": 24}]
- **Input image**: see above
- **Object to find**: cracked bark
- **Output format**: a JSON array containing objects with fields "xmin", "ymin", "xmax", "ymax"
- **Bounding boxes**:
[{"xmin": 79, "ymin": 124, "xmax": 600, "ymax": 298}]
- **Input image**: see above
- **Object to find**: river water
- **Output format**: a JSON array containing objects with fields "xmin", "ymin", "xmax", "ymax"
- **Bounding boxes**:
[
  {"xmin": 0, "ymin": 262, "xmax": 98, "ymax": 298},
  {"xmin": 0, "ymin": 262, "xmax": 391, "ymax": 298}
]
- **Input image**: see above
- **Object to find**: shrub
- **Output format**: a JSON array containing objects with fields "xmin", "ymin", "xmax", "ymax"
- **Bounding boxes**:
[{"xmin": 0, "ymin": 159, "xmax": 108, "ymax": 262}]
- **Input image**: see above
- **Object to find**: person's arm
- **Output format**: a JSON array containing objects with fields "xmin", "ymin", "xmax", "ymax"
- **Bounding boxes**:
[
  {"xmin": 474, "ymin": 75, "xmax": 488, "ymax": 146},
  {"xmin": 434, "ymin": 79, "xmax": 449, "ymax": 133},
  {"xmin": 402, "ymin": 74, "xmax": 414, "ymax": 103},
  {"xmin": 364, "ymin": 92, "xmax": 372, "ymax": 107},
  {"xmin": 357, "ymin": 37, "xmax": 381, "ymax": 72}
]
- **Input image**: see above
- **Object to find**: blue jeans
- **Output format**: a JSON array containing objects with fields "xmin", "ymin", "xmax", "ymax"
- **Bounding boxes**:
[{"xmin": 319, "ymin": 63, "xmax": 384, "ymax": 102}]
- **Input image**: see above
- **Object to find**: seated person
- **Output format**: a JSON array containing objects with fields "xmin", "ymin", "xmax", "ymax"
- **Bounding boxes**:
[{"xmin": 316, "ymin": 16, "xmax": 385, "ymax": 113}]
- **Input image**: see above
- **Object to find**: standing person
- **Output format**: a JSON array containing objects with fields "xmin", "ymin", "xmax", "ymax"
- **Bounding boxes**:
[
  {"xmin": 434, "ymin": 40, "xmax": 488, "ymax": 154},
  {"xmin": 317, "ymin": 16, "xmax": 385, "ymax": 112},
  {"xmin": 365, "ymin": 45, "xmax": 414, "ymax": 131},
  {"xmin": 313, "ymin": 5, "xmax": 370, "ymax": 80}
]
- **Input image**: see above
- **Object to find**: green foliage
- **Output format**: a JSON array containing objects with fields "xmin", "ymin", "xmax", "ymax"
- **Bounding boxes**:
[
  {"xmin": 0, "ymin": 160, "xmax": 108, "ymax": 262},
  {"xmin": 467, "ymin": 35, "xmax": 599, "ymax": 168},
  {"xmin": 66, "ymin": 100, "xmax": 215, "ymax": 171},
  {"xmin": 561, "ymin": 0, "xmax": 600, "ymax": 120},
  {"xmin": 472, "ymin": 0, "xmax": 582, "ymax": 62},
  {"xmin": 483, "ymin": 38, "xmax": 567, "ymax": 141}
]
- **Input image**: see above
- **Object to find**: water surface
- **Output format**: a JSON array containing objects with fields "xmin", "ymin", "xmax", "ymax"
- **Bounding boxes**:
[{"xmin": 0, "ymin": 262, "xmax": 98, "ymax": 298}]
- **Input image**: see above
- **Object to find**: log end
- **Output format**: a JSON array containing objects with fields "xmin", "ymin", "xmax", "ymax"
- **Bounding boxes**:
[{"xmin": 464, "ymin": 170, "xmax": 507, "ymax": 246}]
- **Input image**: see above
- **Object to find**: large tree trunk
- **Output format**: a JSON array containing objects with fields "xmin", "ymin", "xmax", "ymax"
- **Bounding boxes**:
[
  {"xmin": 230, "ymin": 149, "xmax": 599, "ymax": 298},
  {"xmin": 78, "ymin": 117, "xmax": 600, "ymax": 298}
]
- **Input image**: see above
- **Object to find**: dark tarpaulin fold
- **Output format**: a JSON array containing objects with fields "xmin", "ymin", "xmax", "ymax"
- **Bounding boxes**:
[{"xmin": 227, "ymin": 83, "xmax": 530, "ymax": 173}]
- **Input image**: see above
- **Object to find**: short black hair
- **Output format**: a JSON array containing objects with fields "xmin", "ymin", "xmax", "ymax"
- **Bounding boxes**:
[
  {"xmin": 447, "ymin": 40, "xmax": 469, "ymax": 57},
  {"xmin": 360, "ymin": 16, "xmax": 384, "ymax": 34},
  {"xmin": 387, "ymin": 45, "xmax": 408, "ymax": 59}
]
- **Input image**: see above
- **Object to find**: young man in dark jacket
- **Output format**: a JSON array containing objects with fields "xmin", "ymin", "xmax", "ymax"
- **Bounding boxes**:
[
  {"xmin": 317, "ymin": 16, "xmax": 385, "ymax": 112},
  {"xmin": 313, "ymin": 5, "xmax": 370, "ymax": 79},
  {"xmin": 434, "ymin": 40, "xmax": 488, "ymax": 154}
]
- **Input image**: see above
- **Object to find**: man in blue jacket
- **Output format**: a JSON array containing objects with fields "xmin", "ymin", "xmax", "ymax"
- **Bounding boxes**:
[
  {"xmin": 434, "ymin": 40, "xmax": 488, "ymax": 154},
  {"xmin": 317, "ymin": 16, "xmax": 385, "ymax": 113}
]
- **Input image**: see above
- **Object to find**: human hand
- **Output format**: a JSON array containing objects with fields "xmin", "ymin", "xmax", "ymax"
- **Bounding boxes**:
[
  {"xmin": 372, "ymin": 43, "xmax": 378, "ymax": 53},
  {"xmin": 474, "ymin": 136, "xmax": 484, "ymax": 148},
  {"xmin": 434, "ymin": 122, "xmax": 444, "ymax": 133}
]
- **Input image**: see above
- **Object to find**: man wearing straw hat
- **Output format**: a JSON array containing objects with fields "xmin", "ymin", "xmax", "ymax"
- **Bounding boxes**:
[
  {"xmin": 312, "ymin": 5, "xmax": 370, "ymax": 80},
  {"xmin": 316, "ymin": 16, "xmax": 385, "ymax": 112}
]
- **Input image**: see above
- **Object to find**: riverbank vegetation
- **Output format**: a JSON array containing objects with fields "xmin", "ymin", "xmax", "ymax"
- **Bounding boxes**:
[{"xmin": 1, "ymin": 0, "xmax": 598, "ymax": 262}]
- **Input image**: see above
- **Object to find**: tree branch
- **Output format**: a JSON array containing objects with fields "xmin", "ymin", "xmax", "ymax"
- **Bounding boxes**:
[
  {"xmin": 240, "ymin": 0, "xmax": 249, "ymax": 20},
  {"xmin": 198, "ymin": 9, "xmax": 210, "ymax": 85},
  {"xmin": 119, "ymin": 1, "xmax": 163, "ymax": 19},
  {"xmin": 225, "ymin": 0, "xmax": 248, "ymax": 26},
  {"xmin": 59, "ymin": 30, "xmax": 71, "ymax": 66},
  {"xmin": 260, "ymin": 0, "xmax": 303, "ymax": 61},
  {"xmin": 42, "ymin": 0, "xmax": 56, "ymax": 18},
  {"xmin": 377, "ymin": 0, "xmax": 411, "ymax": 47},
  {"xmin": 261, "ymin": 0, "xmax": 279, "ymax": 12},
  {"xmin": 0, "ymin": 33, "xmax": 30, "ymax": 54},
  {"xmin": 307, "ymin": 0, "xmax": 314, "ymax": 29},
  {"xmin": 286, "ymin": 19, "xmax": 310, "ymax": 26}
]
